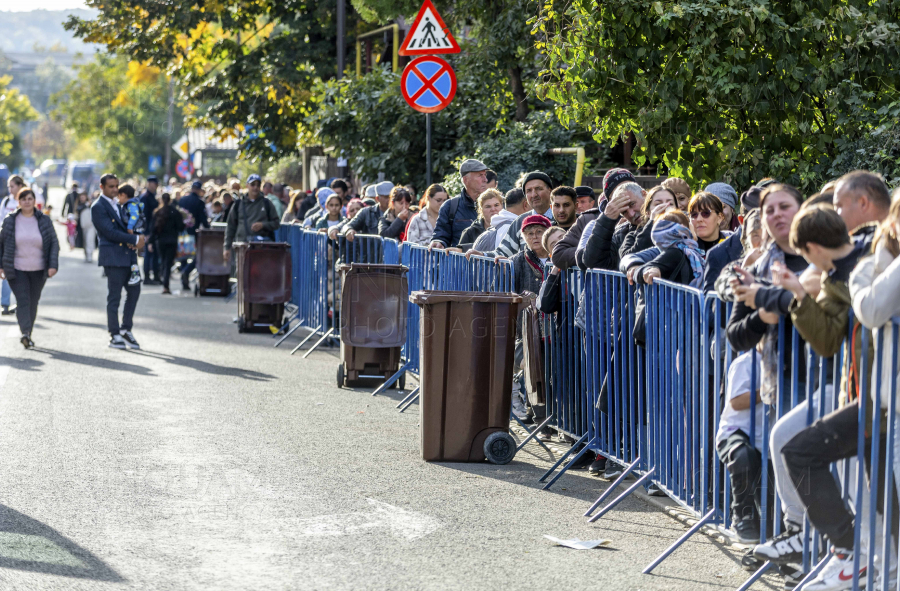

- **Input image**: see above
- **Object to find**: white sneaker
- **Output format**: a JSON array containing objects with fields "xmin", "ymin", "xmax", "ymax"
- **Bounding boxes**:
[
  {"xmin": 109, "ymin": 334, "xmax": 127, "ymax": 350},
  {"xmin": 120, "ymin": 330, "xmax": 140, "ymax": 350},
  {"xmin": 805, "ymin": 547, "xmax": 868, "ymax": 591}
]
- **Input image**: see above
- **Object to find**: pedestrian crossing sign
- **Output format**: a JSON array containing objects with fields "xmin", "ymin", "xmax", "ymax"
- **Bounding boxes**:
[{"xmin": 398, "ymin": 0, "xmax": 460, "ymax": 56}]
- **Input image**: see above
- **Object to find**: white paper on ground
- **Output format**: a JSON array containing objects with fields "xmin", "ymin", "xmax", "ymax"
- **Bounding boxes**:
[{"xmin": 543, "ymin": 535, "xmax": 611, "ymax": 550}]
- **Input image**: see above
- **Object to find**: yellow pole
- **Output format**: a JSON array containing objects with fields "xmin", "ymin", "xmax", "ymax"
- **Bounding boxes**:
[
  {"xmin": 547, "ymin": 147, "xmax": 585, "ymax": 186},
  {"xmin": 355, "ymin": 24, "xmax": 400, "ymax": 78}
]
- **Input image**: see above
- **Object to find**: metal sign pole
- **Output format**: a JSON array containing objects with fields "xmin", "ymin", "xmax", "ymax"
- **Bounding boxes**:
[{"xmin": 426, "ymin": 112, "xmax": 432, "ymax": 186}]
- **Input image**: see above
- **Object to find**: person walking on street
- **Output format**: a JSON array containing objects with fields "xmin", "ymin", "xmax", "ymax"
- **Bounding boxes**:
[
  {"xmin": 147, "ymin": 193, "xmax": 184, "ymax": 294},
  {"xmin": 62, "ymin": 182, "xmax": 80, "ymax": 218},
  {"xmin": 140, "ymin": 176, "xmax": 160, "ymax": 284},
  {"xmin": 223, "ymin": 174, "xmax": 280, "ymax": 264},
  {"xmin": 77, "ymin": 193, "xmax": 96, "ymax": 263},
  {"xmin": 0, "ymin": 174, "xmax": 27, "ymax": 315},
  {"xmin": 178, "ymin": 180, "xmax": 210, "ymax": 291},
  {"xmin": 0, "ymin": 189, "xmax": 59, "ymax": 349},
  {"xmin": 91, "ymin": 173, "xmax": 145, "ymax": 350}
]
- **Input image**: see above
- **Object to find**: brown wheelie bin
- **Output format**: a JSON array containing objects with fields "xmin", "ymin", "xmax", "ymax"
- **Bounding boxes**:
[
  {"xmin": 409, "ymin": 290, "xmax": 522, "ymax": 464},
  {"xmin": 234, "ymin": 241, "xmax": 292, "ymax": 333},
  {"xmin": 337, "ymin": 264, "xmax": 408, "ymax": 388},
  {"xmin": 195, "ymin": 224, "xmax": 231, "ymax": 297}
]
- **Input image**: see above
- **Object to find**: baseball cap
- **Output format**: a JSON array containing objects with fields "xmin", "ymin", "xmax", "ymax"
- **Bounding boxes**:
[
  {"xmin": 375, "ymin": 181, "xmax": 394, "ymax": 196},
  {"xmin": 575, "ymin": 186, "xmax": 596, "ymax": 199},
  {"xmin": 459, "ymin": 159, "xmax": 488, "ymax": 176},
  {"xmin": 191, "ymin": 181, "xmax": 203, "ymax": 190},
  {"xmin": 246, "ymin": 174, "xmax": 261, "ymax": 184},
  {"xmin": 521, "ymin": 214, "xmax": 552, "ymax": 230}
]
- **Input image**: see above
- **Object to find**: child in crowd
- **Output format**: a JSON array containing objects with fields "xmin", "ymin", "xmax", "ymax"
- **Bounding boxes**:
[
  {"xmin": 57, "ymin": 213, "xmax": 77, "ymax": 250},
  {"xmin": 118, "ymin": 184, "xmax": 144, "ymax": 286},
  {"xmin": 633, "ymin": 210, "xmax": 705, "ymax": 287}
]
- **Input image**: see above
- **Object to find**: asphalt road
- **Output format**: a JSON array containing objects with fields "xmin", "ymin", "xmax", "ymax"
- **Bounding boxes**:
[{"xmin": 0, "ymin": 188, "xmax": 783, "ymax": 590}]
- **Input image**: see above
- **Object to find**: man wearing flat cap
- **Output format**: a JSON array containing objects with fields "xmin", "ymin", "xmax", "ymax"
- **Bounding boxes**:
[
  {"xmin": 340, "ymin": 180, "xmax": 394, "ymax": 241},
  {"xmin": 429, "ymin": 159, "xmax": 488, "ymax": 248}
]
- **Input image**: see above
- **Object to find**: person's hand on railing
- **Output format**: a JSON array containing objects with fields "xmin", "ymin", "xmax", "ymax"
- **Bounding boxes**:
[
  {"xmin": 626, "ymin": 266, "xmax": 639, "ymax": 285},
  {"xmin": 345, "ymin": 229, "xmax": 356, "ymax": 242},
  {"xmin": 223, "ymin": 249, "xmax": 231, "ymax": 264},
  {"xmin": 445, "ymin": 247, "xmax": 463, "ymax": 254},
  {"xmin": 494, "ymin": 256, "xmax": 509, "ymax": 265},
  {"xmin": 327, "ymin": 226, "xmax": 340, "ymax": 240},
  {"xmin": 317, "ymin": 228, "xmax": 327, "ymax": 233},
  {"xmin": 429, "ymin": 241, "xmax": 445, "ymax": 250},
  {"xmin": 464, "ymin": 249, "xmax": 483, "ymax": 260},
  {"xmin": 642, "ymin": 267, "xmax": 661, "ymax": 284}
]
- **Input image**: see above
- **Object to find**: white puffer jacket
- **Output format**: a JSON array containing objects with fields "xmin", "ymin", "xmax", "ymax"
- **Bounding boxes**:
[{"xmin": 849, "ymin": 243, "xmax": 900, "ymax": 412}]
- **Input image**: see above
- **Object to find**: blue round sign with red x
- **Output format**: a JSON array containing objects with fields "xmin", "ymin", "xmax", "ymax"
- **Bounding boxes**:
[{"xmin": 401, "ymin": 56, "xmax": 457, "ymax": 114}]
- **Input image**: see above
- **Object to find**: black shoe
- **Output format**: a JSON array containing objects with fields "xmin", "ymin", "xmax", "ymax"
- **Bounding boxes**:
[
  {"xmin": 2, "ymin": 306, "xmax": 14, "ymax": 316},
  {"xmin": 536, "ymin": 427, "xmax": 553, "ymax": 442},
  {"xmin": 777, "ymin": 564, "xmax": 804, "ymax": 590},
  {"xmin": 741, "ymin": 549, "xmax": 765, "ymax": 572},
  {"xmin": 752, "ymin": 522, "xmax": 804, "ymax": 565},
  {"xmin": 603, "ymin": 462, "xmax": 625, "ymax": 479},
  {"xmin": 20, "ymin": 335, "xmax": 33, "ymax": 349},
  {"xmin": 733, "ymin": 518, "xmax": 761, "ymax": 545},
  {"xmin": 109, "ymin": 334, "xmax": 127, "ymax": 349},
  {"xmin": 564, "ymin": 449, "xmax": 594, "ymax": 470},
  {"xmin": 120, "ymin": 330, "xmax": 140, "ymax": 350},
  {"xmin": 588, "ymin": 454, "xmax": 607, "ymax": 475}
]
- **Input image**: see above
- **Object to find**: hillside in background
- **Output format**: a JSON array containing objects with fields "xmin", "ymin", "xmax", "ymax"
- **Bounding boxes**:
[{"xmin": 0, "ymin": 9, "xmax": 98, "ymax": 54}]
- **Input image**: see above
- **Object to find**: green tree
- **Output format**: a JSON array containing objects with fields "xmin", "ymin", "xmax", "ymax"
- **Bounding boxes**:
[
  {"xmin": 0, "ymin": 75, "xmax": 38, "ymax": 158},
  {"xmin": 534, "ymin": 0, "xmax": 900, "ymax": 190},
  {"xmin": 352, "ymin": 0, "xmax": 540, "ymax": 121},
  {"xmin": 52, "ymin": 53, "xmax": 183, "ymax": 176},
  {"xmin": 65, "ymin": 0, "xmax": 361, "ymax": 161}
]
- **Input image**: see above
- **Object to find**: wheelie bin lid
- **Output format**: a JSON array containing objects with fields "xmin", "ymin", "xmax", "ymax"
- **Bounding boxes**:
[
  {"xmin": 339, "ymin": 263, "xmax": 408, "ymax": 275},
  {"xmin": 409, "ymin": 290, "xmax": 522, "ymax": 305}
]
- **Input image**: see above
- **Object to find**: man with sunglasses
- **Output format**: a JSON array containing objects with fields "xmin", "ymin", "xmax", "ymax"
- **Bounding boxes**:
[{"xmin": 223, "ymin": 173, "xmax": 281, "ymax": 264}]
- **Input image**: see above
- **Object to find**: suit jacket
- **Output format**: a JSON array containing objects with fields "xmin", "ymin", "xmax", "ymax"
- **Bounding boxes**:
[{"xmin": 91, "ymin": 197, "xmax": 139, "ymax": 268}]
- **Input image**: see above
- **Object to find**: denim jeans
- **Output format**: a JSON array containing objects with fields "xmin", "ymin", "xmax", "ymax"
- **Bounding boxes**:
[{"xmin": 1, "ymin": 278, "xmax": 11, "ymax": 308}]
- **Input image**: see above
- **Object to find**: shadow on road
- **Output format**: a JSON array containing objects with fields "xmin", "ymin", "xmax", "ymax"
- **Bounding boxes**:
[
  {"xmin": 0, "ymin": 357, "xmax": 45, "ymax": 372},
  {"xmin": 0, "ymin": 504, "xmax": 125, "ymax": 582},
  {"xmin": 128, "ymin": 350, "xmax": 276, "ymax": 382},
  {"xmin": 30, "ymin": 348, "xmax": 155, "ymax": 376}
]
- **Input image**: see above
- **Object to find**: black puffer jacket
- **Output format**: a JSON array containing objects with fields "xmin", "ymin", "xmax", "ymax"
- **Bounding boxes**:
[{"xmin": 0, "ymin": 209, "xmax": 60, "ymax": 279}]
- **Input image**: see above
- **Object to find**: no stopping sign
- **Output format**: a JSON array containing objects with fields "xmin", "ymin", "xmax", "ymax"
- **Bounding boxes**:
[{"xmin": 401, "ymin": 56, "xmax": 457, "ymax": 114}]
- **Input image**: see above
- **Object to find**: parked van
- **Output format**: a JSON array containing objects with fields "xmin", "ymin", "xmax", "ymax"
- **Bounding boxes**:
[{"xmin": 65, "ymin": 161, "xmax": 100, "ymax": 195}]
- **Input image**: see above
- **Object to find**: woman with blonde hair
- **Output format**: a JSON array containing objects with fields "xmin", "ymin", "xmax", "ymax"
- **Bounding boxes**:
[
  {"xmin": 459, "ymin": 188, "xmax": 504, "ymax": 249},
  {"xmin": 282, "ymin": 189, "xmax": 306, "ymax": 223}
]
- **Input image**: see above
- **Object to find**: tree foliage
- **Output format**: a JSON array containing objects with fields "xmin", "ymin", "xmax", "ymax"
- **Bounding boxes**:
[
  {"xmin": 534, "ymin": 0, "xmax": 900, "ymax": 191},
  {"xmin": 308, "ymin": 55, "xmax": 588, "ymax": 191},
  {"xmin": 52, "ymin": 53, "xmax": 183, "ymax": 175},
  {"xmin": 65, "ymin": 0, "xmax": 363, "ymax": 162},
  {"xmin": 0, "ymin": 75, "xmax": 38, "ymax": 158}
]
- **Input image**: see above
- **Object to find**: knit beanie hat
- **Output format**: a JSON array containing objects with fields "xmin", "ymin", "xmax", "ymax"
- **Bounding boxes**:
[
  {"xmin": 522, "ymin": 171, "xmax": 553, "ymax": 191},
  {"xmin": 703, "ymin": 182, "xmax": 738, "ymax": 213},
  {"xmin": 603, "ymin": 168, "xmax": 636, "ymax": 199}
]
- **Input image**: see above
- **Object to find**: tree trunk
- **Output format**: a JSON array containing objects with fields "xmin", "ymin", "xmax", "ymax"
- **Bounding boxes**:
[{"xmin": 508, "ymin": 65, "xmax": 529, "ymax": 122}]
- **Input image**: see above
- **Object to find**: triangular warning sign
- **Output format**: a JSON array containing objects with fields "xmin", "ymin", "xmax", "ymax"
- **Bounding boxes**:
[{"xmin": 398, "ymin": 0, "xmax": 460, "ymax": 56}]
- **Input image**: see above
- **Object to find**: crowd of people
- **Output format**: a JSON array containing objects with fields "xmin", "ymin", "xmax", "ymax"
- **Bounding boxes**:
[
  {"xmin": 3, "ymin": 155, "xmax": 898, "ymax": 589},
  {"xmin": 281, "ymin": 160, "xmax": 900, "ymax": 591}
]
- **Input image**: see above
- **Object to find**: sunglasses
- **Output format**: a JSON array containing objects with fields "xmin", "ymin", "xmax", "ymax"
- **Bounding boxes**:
[{"xmin": 689, "ymin": 210, "xmax": 713, "ymax": 220}]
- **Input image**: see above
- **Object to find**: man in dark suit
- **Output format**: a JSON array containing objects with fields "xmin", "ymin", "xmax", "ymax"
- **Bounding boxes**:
[
  {"xmin": 178, "ymin": 180, "xmax": 210, "ymax": 291},
  {"xmin": 91, "ymin": 173, "xmax": 145, "ymax": 350}
]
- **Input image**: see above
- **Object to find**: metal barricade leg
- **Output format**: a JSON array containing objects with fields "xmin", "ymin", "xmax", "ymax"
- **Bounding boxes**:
[
  {"xmin": 396, "ymin": 387, "xmax": 420, "ymax": 409},
  {"xmin": 372, "ymin": 362, "xmax": 411, "ymax": 396},
  {"xmin": 513, "ymin": 414, "xmax": 555, "ymax": 455},
  {"xmin": 538, "ymin": 433, "xmax": 590, "ymax": 489},
  {"xmin": 290, "ymin": 324, "xmax": 323, "ymax": 355},
  {"xmin": 399, "ymin": 388, "xmax": 420, "ymax": 413},
  {"xmin": 301, "ymin": 328, "xmax": 335, "ymax": 358},
  {"xmin": 274, "ymin": 319, "xmax": 304, "ymax": 347},
  {"xmin": 584, "ymin": 456, "xmax": 645, "ymax": 518},
  {"xmin": 642, "ymin": 508, "xmax": 716, "ymax": 574}
]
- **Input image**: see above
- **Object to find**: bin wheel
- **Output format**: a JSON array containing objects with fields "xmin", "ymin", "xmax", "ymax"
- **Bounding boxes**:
[
  {"xmin": 337, "ymin": 363, "xmax": 345, "ymax": 388},
  {"xmin": 484, "ymin": 432, "xmax": 516, "ymax": 465},
  {"xmin": 237, "ymin": 318, "xmax": 246, "ymax": 333}
]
